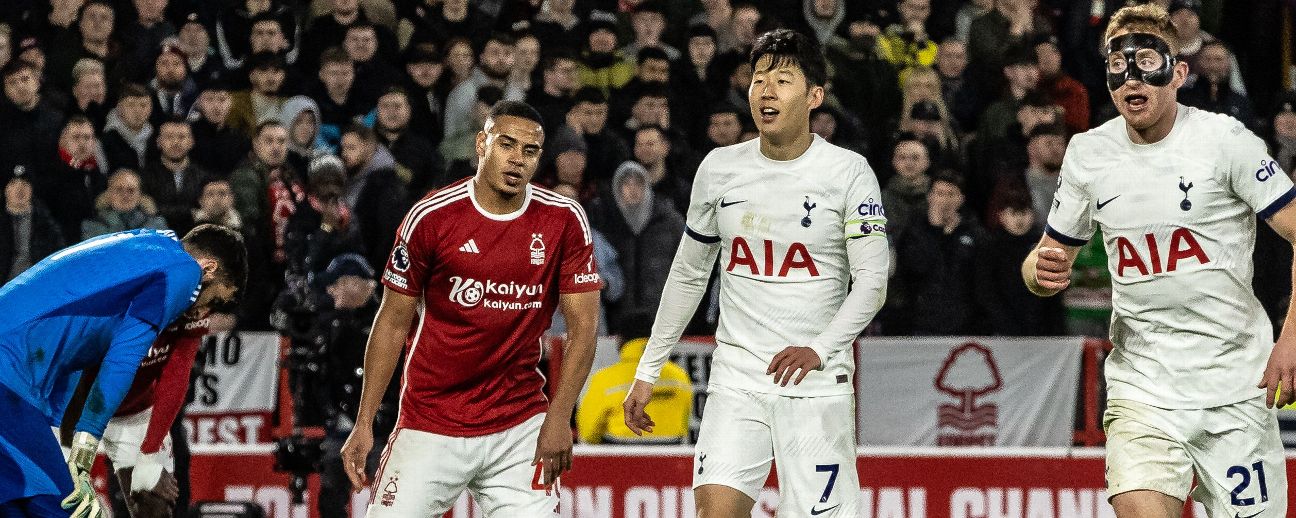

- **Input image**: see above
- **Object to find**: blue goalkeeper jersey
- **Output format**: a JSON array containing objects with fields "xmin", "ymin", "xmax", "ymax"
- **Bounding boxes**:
[{"xmin": 0, "ymin": 229, "xmax": 201, "ymax": 439}]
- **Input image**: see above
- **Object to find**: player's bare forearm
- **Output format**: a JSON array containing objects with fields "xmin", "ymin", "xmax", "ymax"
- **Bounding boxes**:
[
  {"xmin": 354, "ymin": 288, "xmax": 418, "ymax": 427},
  {"xmin": 551, "ymin": 291, "xmax": 600, "ymax": 419}
]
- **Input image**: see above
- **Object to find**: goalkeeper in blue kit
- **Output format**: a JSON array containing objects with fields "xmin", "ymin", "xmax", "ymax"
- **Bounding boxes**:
[{"xmin": 0, "ymin": 225, "xmax": 245, "ymax": 518}]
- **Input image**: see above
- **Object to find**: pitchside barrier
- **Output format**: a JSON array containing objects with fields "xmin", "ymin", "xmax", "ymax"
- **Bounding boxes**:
[{"xmin": 84, "ymin": 332, "xmax": 1293, "ymax": 518}]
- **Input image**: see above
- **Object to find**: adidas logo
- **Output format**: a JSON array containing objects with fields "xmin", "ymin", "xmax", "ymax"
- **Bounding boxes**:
[{"xmin": 459, "ymin": 239, "xmax": 480, "ymax": 253}]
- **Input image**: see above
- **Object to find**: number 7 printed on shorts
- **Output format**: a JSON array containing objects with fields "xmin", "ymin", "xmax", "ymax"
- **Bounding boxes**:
[{"xmin": 810, "ymin": 464, "xmax": 840, "ymax": 515}]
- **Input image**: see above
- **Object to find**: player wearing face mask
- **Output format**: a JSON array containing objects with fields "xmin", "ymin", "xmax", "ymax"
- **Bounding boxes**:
[{"xmin": 1024, "ymin": 5, "xmax": 1296, "ymax": 518}]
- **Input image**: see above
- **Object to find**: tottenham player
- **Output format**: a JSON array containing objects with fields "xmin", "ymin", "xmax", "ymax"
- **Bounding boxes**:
[
  {"xmin": 339, "ymin": 101, "xmax": 601, "ymax": 517},
  {"xmin": 623, "ymin": 29, "xmax": 888, "ymax": 517},
  {"xmin": 1024, "ymin": 5, "xmax": 1296, "ymax": 518}
]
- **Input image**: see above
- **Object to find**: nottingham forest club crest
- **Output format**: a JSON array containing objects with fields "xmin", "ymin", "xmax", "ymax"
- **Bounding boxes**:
[{"xmin": 530, "ymin": 234, "xmax": 546, "ymax": 265}]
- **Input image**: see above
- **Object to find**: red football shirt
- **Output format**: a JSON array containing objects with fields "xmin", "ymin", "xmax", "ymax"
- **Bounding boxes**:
[
  {"xmin": 382, "ymin": 179, "xmax": 601, "ymax": 437},
  {"xmin": 115, "ymin": 315, "xmax": 209, "ymax": 453}
]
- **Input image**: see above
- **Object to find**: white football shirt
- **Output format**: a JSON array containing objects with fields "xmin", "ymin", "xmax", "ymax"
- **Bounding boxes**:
[
  {"xmin": 636, "ymin": 135, "xmax": 890, "ymax": 397},
  {"xmin": 1047, "ymin": 105, "xmax": 1296, "ymax": 409}
]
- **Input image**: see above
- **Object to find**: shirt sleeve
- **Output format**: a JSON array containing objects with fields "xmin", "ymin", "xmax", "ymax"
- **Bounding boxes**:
[
  {"xmin": 1224, "ymin": 122, "xmax": 1296, "ymax": 219},
  {"xmin": 558, "ymin": 203, "xmax": 601, "ymax": 294},
  {"xmin": 1045, "ymin": 138, "xmax": 1096, "ymax": 245},
  {"xmin": 75, "ymin": 316, "xmax": 157, "ymax": 438},
  {"xmin": 682, "ymin": 155, "xmax": 720, "ymax": 244},
  {"xmin": 140, "ymin": 332, "xmax": 203, "ymax": 454},
  {"xmin": 635, "ymin": 160, "xmax": 722, "ymax": 384},
  {"xmin": 382, "ymin": 207, "xmax": 436, "ymax": 296},
  {"xmin": 807, "ymin": 161, "xmax": 890, "ymax": 363}
]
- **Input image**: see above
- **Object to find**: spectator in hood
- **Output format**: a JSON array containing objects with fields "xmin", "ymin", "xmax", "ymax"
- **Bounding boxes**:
[
  {"xmin": 589, "ymin": 160, "xmax": 684, "ymax": 329},
  {"xmin": 803, "ymin": 0, "xmax": 847, "ymax": 46},
  {"xmin": 280, "ymin": 95, "xmax": 329, "ymax": 174}
]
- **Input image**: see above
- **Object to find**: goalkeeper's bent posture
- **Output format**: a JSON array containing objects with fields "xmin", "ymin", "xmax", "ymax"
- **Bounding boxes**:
[{"xmin": 0, "ymin": 226, "xmax": 245, "ymax": 518}]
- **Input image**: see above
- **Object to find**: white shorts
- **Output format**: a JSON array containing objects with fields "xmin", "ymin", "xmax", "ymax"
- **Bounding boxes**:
[
  {"xmin": 1104, "ymin": 397, "xmax": 1287, "ymax": 517},
  {"xmin": 692, "ymin": 384, "xmax": 858, "ymax": 516},
  {"xmin": 365, "ymin": 412, "xmax": 558, "ymax": 518},
  {"xmin": 102, "ymin": 408, "xmax": 174, "ymax": 471}
]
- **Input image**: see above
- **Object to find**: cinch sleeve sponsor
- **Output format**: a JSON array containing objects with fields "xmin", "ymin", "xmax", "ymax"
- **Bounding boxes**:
[
  {"xmin": 844, "ymin": 160, "xmax": 887, "ymax": 240},
  {"xmin": 1225, "ymin": 122, "xmax": 1296, "ymax": 218}
]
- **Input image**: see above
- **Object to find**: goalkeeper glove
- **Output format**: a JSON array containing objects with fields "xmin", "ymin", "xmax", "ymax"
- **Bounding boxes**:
[{"xmin": 61, "ymin": 432, "xmax": 103, "ymax": 518}]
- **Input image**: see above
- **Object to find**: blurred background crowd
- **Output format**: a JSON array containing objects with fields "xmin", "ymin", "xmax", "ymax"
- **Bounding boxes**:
[
  {"xmin": 5, "ymin": 0, "xmax": 1296, "ymax": 514},
  {"xmin": 2, "ymin": 0, "xmax": 1294, "ymax": 341}
]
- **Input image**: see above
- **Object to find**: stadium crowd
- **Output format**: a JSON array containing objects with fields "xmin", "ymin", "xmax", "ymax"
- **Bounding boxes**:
[
  {"xmin": 1, "ymin": 0, "xmax": 1293, "ymax": 339},
  {"xmin": 3, "ymin": 0, "xmax": 1296, "ymax": 515}
]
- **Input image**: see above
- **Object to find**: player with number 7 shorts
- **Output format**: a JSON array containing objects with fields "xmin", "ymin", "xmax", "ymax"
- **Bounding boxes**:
[{"xmin": 623, "ymin": 29, "xmax": 889, "ymax": 517}]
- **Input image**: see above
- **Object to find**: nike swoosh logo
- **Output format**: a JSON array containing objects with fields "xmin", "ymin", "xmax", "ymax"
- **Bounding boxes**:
[
  {"xmin": 1235, "ymin": 512, "xmax": 1263, "ymax": 518},
  {"xmin": 811, "ymin": 504, "xmax": 840, "ymax": 515},
  {"xmin": 1096, "ymin": 195, "xmax": 1120, "ymax": 210},
  {"xmin": 719, "ymin": 198, "xmax": 746, "ymax": 208}
]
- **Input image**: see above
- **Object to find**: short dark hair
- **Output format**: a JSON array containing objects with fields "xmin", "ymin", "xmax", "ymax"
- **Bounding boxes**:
[
  {"xmin": 341, "ymin": 123, "xmax": 377, "ymax": 143},
  {"xmin": 572, "ymin": 86, "xmax": 607, "ymax": 106},
  {"xmin": 249, "ymin": 12, "xmax": 283, "ymax": 32},
  {"xmin": 246, "ymin": 51, "xmax": 286, "ymax": 71},
  {"xmin": 64, "ymin": 114, "xmax": 94, "ymax": 129},
  {"xmin": 489, "ymin": 100, "xmax": 544, "ymax": 127},
  {"xmin": 687, "ymin": 23, "xmax": 717, "ymax": 42},
  {"xmin": 117, "ymin": 82, "xmax": 150, "ymax": 101},
  {"xmin": 749, "ymin": 28, "xmax": 827, "ymax": 88},
  {"xmin": 635, "ymin": 82, "xmax": 670, "ymax": 101},
  {"xmin": 319, "ymin": 46, "xmax": 352, "ymax": 66},
  {"xmin": 182, "ymin": 223, "xmax": 248, "ymax": 298},
  {"xmin": 485, "ymin": 32, "xmax": 517, "ymax": 49},
  {"xmin": 931, "ymin": 169, "xmax": 965, "ymax": 192},
  {"xmin": 635, "ymin": 123, "xmax": 667, "ymax": 140},
  {"xmin": 254, "ymin": 119, "xmax": 284, "ymax": 137},
  {"xmin": 379, "ymin": 85, "xmax": 408, "ymax": 100},
  {"xmin": 0, "ymin": 58, "xmax": 39, "ymax": 79},
  {"xmin": 345, "ymin": 20, "xmax": 378, "ymax": 36},
  {"xmin": 542, "ymin": 49, "xmax": 579, "ymax": 72},
  {"xmin": 476, "ymin": 85, "xmax": 505, "ymax": 107},
  {"xmin": 158, "ymin": 116, "xmax": 191, "ymax": 132},
  {"xmin": 616, "ymin": 310, "xmax": 655, "ymax": 343},
  {"xmin": 637, "ymin": 46, "xmax": 670, "ymax": 65}
]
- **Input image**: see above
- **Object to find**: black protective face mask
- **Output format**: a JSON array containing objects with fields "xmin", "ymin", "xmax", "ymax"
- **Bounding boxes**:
[{"xmin": 1104, "ymin": 33, "xmax": 1176, "ymax": 91}]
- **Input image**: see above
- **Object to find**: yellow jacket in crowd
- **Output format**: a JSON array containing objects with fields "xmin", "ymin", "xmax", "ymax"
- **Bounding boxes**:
[{"xmin": 577, "ymin": 338, "xmax": 693, "ymax": 444}]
